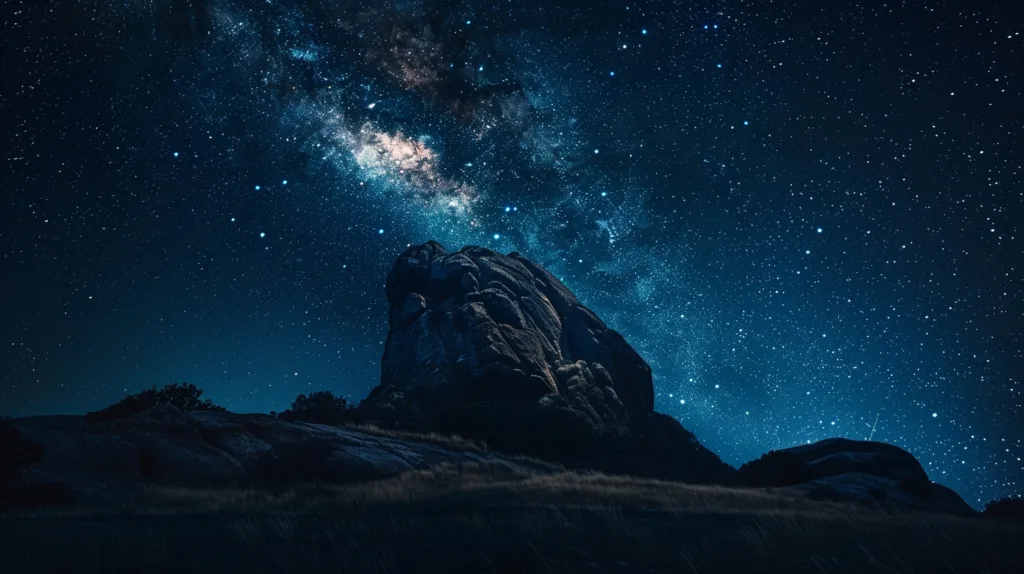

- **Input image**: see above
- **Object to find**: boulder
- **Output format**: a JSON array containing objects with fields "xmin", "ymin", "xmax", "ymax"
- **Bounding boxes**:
[
  {"xmin": 737, "ymin": 438, "xmax": 973, "ymax": 514},
  {"xmin": 363, "ymin": 242, "xmax": 732, "ymax": 483}
]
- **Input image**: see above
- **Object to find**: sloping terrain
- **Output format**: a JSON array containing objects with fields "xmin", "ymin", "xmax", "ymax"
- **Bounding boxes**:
[
  {"xmin": 8, "ymin": 405, "xmax": 552, "ymax": 502},
  {"xmin": 2, "ymin": 462, "xmax": 1021, "ymax": 574}
]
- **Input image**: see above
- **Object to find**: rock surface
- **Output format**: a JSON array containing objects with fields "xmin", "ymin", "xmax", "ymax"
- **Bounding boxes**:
[
  {"xmin": 738, "ymin": 438, "xmax": 972, "ymax": 514},
  {"xmin": 362, "ymin": 241, "xmax": 733, "ymax": 482},
  {"xmin": 9, "ymin": 404, "xmax": 551, "ymax": 502}
]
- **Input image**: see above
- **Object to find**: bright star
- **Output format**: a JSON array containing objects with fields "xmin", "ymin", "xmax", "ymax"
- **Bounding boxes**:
[
  {"xmin": 282, "ymin": 180, "xmax": 287, "ymax": 185},
  {"xmin": 493, "ymin": 233, "xmax": 501, "ymax": 240},
  {"xmin": 717, "ymin": 63, "xmax": 722, "ymax": 68},
  {"xmin": 743, "ymin": 120, "xmax": 749, "ymax": 126},
  {"xmin": 610, "ymin": 71, "xmax": 615, "ymax": 77},
  {"xmin": 932, "ymin": 412, "xmax": 938, "ymax": 418},
  {"xmin": 259, "ymin": 232, "xmax": 265, "ymax": 238},
  {"xmin": 817, "ymin": 227, "xmax": 823, "ymax": 233},
  {"xmin": 173, "ymin": 152, "xmax": 179, "ymax": 158},
  {"xmin": 641, "ymin": 28, "xmax": 648, "ymax": 35},
  {"xmin": 378, "ymin": 229, "xmax": 385, "ymax": 234},
  {"xmin": 504, "ymin": 207, "xmax": 511, "ymax": 213},
  {"xmin": 254, "ymin": 185, "xmax": 260, "ymax": 190}
]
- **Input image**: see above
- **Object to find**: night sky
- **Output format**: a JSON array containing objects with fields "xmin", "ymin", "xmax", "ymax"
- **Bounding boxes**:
[{"xmin": 2, "ymin": 1, "xmax": 1021, "ymax": 507}]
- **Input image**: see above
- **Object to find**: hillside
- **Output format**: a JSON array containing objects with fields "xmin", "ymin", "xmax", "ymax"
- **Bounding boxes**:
[{"xmin": 2, "ymin": 461, "xmax": 1021, "ymax": 573}]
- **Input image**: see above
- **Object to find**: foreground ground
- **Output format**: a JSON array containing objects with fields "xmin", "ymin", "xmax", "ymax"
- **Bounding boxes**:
[{"xmin": 2, "ymin": 462, "xmax": 1021, "ymax": 574}]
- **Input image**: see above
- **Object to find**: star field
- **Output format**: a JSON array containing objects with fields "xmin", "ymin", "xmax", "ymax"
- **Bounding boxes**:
[{"xmin": 2, "ymin": 0, "xmax": 1021, "ymax": 507}]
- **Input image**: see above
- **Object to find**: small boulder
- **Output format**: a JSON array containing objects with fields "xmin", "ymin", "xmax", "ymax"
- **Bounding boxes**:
[{"xmin": 738, "ymin": 438, "xmax": 972, "ymax": 514}]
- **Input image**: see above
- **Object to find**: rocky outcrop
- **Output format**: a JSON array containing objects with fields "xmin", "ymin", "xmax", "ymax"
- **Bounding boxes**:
[
  {"xmin": 737, "ymin": 438, "xmax": 972, "ymax": 514},
  {"xmin": 361, "ymin": 241, "xmax": 732, "ymax": 483},
  {"xmin": 8, "ymin": 404, "xmax": 553, "ymax": 502}
]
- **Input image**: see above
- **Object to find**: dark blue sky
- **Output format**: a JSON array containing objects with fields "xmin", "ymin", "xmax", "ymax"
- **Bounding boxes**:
[{"xmin": 2, "ymin": 0, "xmax": 1021, "ymax": 507}]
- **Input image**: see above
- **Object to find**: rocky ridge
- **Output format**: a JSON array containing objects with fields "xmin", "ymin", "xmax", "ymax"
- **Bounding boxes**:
[{"xmin": 11, "ymin": 404, "xmax": 551, "ymax": 501}]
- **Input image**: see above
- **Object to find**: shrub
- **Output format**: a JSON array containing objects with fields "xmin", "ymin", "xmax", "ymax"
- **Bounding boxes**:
[
  {"xmin": 85, "ymin": 382, "xmax": 225, "ymax": 423},
  {"xmin": 278, "ymin": 391, "xmax": 353, "ymax": 425},
  {"xmin": 290, "ymin": 391, "xmax": 349, "ymax": 412}
]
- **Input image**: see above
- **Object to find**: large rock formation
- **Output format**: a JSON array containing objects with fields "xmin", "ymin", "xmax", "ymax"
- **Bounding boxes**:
[
  {"xmin": 361, "ymin": 241, "xmax": 733, "ymax": 483},
  {"xmin": 737, "ymin": 438, "xmax": 972, "ymax": 514}
]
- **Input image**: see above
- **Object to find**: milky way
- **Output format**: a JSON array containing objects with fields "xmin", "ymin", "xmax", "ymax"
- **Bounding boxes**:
[{"xmin": 2, "ymin": 0, "xmax": 1021, "ymax": 507}]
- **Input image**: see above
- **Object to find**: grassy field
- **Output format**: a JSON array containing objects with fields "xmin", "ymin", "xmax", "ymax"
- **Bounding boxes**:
[{"xmin": 2, "ymin": 462, "xmax": 1021, "ymax": 573}]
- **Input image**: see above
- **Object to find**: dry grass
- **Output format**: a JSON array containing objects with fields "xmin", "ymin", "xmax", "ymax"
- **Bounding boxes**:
[
  {"xmin": 3, "ymin": 462, "xmax": 1022, "ymax": 573},
  {"xmin": 342, "ymin": 423, "xmax": 493, "ymax": 452}
]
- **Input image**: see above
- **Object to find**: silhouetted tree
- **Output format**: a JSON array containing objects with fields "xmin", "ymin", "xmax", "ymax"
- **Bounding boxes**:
[
  {"xmin": 279, "ymin": 391, "xmax": 353, "ymax": 425},
  {"xmin": 85, "ymin": 382, "xmax": 225, "ymax": 423}
]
